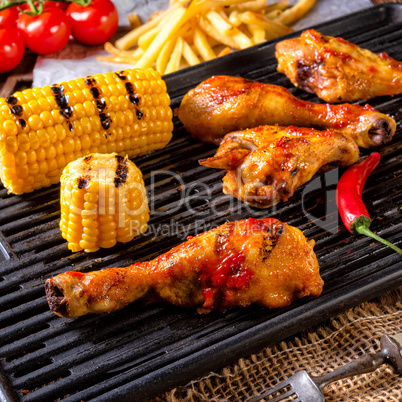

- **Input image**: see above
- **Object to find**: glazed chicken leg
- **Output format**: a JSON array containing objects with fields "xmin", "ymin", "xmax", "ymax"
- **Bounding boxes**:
[
  {"xmin": 200, "ymin": 125, "xmax": 359, "ymax": 208},
  {"xmin": 177, "ymin": 75, "xmax": 396, "ymax": 146},
  {"xmin": 45, "ymin": 218, "xmax": 323, "ymax": 318},
  {"xmin": 276, "ymin": 29, "xmax": 402, "ymax": 103}
]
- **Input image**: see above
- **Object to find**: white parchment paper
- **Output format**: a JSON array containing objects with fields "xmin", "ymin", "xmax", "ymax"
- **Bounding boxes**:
[{"xmin": 32, "ymin": 0, "xmax": 373, "ymax": 88}]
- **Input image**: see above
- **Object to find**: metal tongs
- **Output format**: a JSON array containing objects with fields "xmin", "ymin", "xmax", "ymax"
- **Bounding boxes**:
[{"xmin": 247, "ymin": 333, "xmax": 402, "ymax": 402}]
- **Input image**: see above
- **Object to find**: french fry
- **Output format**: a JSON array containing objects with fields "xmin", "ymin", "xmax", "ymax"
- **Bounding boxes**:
[
  {"xmin": 134, "ymin": 0, "xmax": 226, "ymax": 69},
  {"xmin": 211, "ymin": 0, "xmax": 253, "ymax": 6},
  {"xmin": 148, "ymin": 10, "xmax": 165, "ymax": 21},
  {"xmin": 231, "ymin": 26, "xmax": 254, "ymax": 49},
  {"xmin": 96, "ymin": 55, "xmax": 137, "ymax": 64},
  {"xmin": 263, "ymin": 0, "xmax": 289, "ymax": 14},
  {"xmin": 228, "ymin": 10, "xmax": 242, "ymax": 27},
  {"xmin": 228, "ymin": 0, "xmax": 266, "ymax": 12},
  {"xmin": 104, "ymin": 42, "xmax": 126, "ymax": 56},
  {"xmin": 165, "ymin": 37, "xmax": 185, "ymax": 74},
  {"xmin": 156, "ymin": 36, "xmax": 178, "ymax": 74},
  {"xmin": 105, "ymin": 0, "xmax": 315, "ymax": 75},
  {"xmin": 137, "ymin": 26, "xmax": 159, "ymax": 50},
  {"xmin": 206, "ymin": 10, "xmax": 233, "ymax": 35},
  {"xmin": 238, "ymin": 11, "xmax": 293, "ymax": 37},
  {"xmin": 115, "ymin": 2, "xmax": 181, "ymax": 50},
  {"xmin": 247, "ymin": 23, "xmax": 266, "ymax": 44},
  {"xmin": 217, "ymin": 46, "xmax": 231, "ymax": 57},
  {"xmin": 202, "ymin": 35, "xmax": 221, "ymax": 48},
  {"xmin": 275, "ymin": 0, "xmax": 316, "ymax": 26},
  {"xmin": 182, "ymin": 39, "xmax": 202, "ymax": 66},
  {"xmin": 127, "ymin": 13, "xmax": 142, "ymax": 30},
  {"xmin": 194, "ymin": 26, "xmax": 216, "ymax": 61},
  {"xmin": 199, "ymin": 16, "xmax": 253, "ymax": 50},
  {"xmin": 199, "ymin": 16, "xmax": 236, "ymax": 48},
  {"xmin": 155, "ymin": 20, "xmax": 193, "ymax": 74},
  {"xmin": 99, "ymin": 44, "xmax": 144, "ymax": 63},
  {"xmin": 265, "ymin": 9, "xmax": 283, "ymax": 20},
  {"xmin": 135, "ymin": 6, "xmax": 188, "ymax": 68}
]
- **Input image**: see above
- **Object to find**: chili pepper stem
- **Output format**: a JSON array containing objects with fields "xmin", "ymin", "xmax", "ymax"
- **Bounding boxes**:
[{"xmin": 353, "ymin": 218, "xmax": 402, "ymax": 255}]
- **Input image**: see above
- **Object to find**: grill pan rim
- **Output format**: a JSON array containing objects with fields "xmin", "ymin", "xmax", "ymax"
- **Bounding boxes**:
[{"xmin": 0, "ymin": 4, "xmax": 402, "ymax": 401}]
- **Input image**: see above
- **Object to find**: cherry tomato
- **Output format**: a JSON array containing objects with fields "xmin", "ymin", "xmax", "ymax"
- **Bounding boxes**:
[
  {"xmin": 0, "ymin": 6, "xmax": 20, "ymax": 28},
  {"xmin": 17, "ymin": 8, "xmax": 71, "ymax": 55},
  {"xmin": 0, "ymin": 26, "xmax": 24, "ymax": 73},
  {"xmin": 66, "ymin": 0, "xmax": 118, "ymax": 46},
  {"xmin": 19, "ymin": 1, "xmax": 68, "ymax": 12},
  {"xmin": 43, "ymin": 1, "xmax": 69, "ymax": 11}
]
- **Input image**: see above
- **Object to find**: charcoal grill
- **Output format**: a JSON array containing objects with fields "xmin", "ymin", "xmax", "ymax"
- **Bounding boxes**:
[{"xmin": 1, "ymin": 4, "xmax": 402, "ymax": 401}]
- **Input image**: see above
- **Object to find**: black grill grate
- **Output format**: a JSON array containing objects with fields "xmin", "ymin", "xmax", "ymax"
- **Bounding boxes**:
[{"xmin": 1, "ymin": 5, "xmax": 402, "ymax": 401}]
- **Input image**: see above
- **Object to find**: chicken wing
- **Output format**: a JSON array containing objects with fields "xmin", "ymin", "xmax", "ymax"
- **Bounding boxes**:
[
  {"xmin": 177, "ymin": 75, "xmax": 396, "ymax": 147},
  {"xmin": 200, "ymin": 125, "xmax": 359, "ymax": 208},
  {"xmin": 45, "ymin": 218, "xmax": 323, "ymax": 318},
  {"xmin": 276, "ymin": 29, "xmax": 402, "ymax": 103}
]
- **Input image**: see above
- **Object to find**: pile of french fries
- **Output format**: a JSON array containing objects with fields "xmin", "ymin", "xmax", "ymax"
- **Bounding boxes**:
[{"xmin": 97, "ymin": 0, "xmax": 316, "ymax": 75}]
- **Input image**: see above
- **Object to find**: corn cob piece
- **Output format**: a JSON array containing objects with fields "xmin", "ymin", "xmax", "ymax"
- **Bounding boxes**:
[
  {"xmin": 0, "ymin": 68, "xmax": 173, "ymax": 195},
  {"xmin": 60, "ymin": 153, "xmax": 149, "ymax": 253}
]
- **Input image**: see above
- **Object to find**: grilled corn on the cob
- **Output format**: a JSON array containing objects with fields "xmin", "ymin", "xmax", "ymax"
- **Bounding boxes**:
[
  {"xmin": 60, "ymin": 153, "xmax": 149, "ymax": 253},
  {"xmin": 0, "ymin": 68, "xmax": 173, "ymax": 194}
]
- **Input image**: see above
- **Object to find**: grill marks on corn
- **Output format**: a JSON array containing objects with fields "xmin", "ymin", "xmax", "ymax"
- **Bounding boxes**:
[
  {"xmin": 0, "ymin": 69, "xmax": 172, "ymax": 195},
  {"xmin": 76, "ymin": 155, "xmax": 128, "ymax": 190},
  {"xmin": 77, "ymin": 156, "xmax": 93, "ymax": 189},
  {"xmin": 77, "ymin": 175, "xmax": 91, "ymax": 189},
  {"xmin": 85, "ymin": 77, "xmax": 112, "ymax": 135},
  {"xmin": 6, "ymin": 97, "xmax": 27, "ymax": 129},
  {"xmin": 125, "ymin": 82, "xmax": 140, "ymax": 105},
  {"xmin": 89, "ymin": 86, "xmax": 100, "ymax": 99},
  {"xmin": 115, "ymin": 71, "xmax": 144, "ymax": 120},
  {"xmin": 11, "ymin": 106, "xmax": 23, "ymax": 117},
  {"xmin": 6, "ymin": 96, "xmax": 18, "ymax": 106},
  {"xmin": 84, "ymin": 155, "xmax": 93, "ymax": 163},
  {"xmin": 6, "ymin": 96, "xmax": 24, "ymax": 121},
  {"xmin": 51, "ymin": 84, "xmax": 74, "ymax": 132},
  {"xmin": 114, "ymin": 155, "xmax": 128, "ymax": 188}
]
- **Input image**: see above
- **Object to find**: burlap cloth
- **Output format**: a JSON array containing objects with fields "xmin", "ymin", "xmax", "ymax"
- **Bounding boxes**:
[{"xmin": 155, "ymin": 287, "xmax": 402, "ymax": 401}]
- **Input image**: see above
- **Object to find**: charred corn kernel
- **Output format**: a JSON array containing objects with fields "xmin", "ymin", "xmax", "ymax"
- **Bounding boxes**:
[
  {"xmin": 0, "ymin": 68, "xmax": 173, "ymax": 194},
  {"xmin": 60, "ymin": 153, "xmax": 149, "ymax": 253}
]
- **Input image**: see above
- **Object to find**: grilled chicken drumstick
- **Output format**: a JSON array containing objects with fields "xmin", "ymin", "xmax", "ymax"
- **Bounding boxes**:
[
  {"xmin": 276, "ymin": 29, "xmax": 402, "ymax": 103},
  {"xmin": 177, "ymin": 75, "xmax": 396, "ymax": 146},
  {"xmin": 45, "ymin": 218, "xmax": 323, "ymax": 318},
  {"xmin": 200, "ymin": 125, "xmax": 359, "ymax": 208}
]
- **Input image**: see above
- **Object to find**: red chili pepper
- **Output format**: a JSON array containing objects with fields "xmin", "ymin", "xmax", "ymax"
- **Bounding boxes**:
[{"xmin": 336, "ymin": 152, "xmax": 402, "ymax": 254}]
